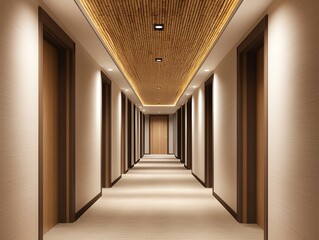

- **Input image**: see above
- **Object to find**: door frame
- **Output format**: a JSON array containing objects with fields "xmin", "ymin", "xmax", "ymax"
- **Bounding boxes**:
[
  {"xmin": 101, "ymin": 72, "xmax": 112, "ymax": 188},
  {"xmin": 127, "ymin": 99, "xmax": 132, "ymax": 168},
  {"xmin": 149, "ymin": 115, "xmax": 169, "ymax": 154},
  {"xmin": 186, "ymin": 99, "xmax": 192, "ymax": 170},
  {"xmin": 237, "ymin": 16, "xmax": 268, "ymax": 239},
  {"xmin": 205, "ymin": 75, "xmax": 213, "ymax": 188},
  {"xmin": 121, "ymin": 92, "xmax": 126, "ymax": 174},
  {"xmin": 38, "ymin": 8, "xmax": 76, "ymax": 239}
]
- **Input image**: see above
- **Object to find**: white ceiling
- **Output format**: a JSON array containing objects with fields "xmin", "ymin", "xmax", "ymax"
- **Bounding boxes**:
[{"xmin": 41, "ymin": 0, "xmax": 273, "ymax": 114}]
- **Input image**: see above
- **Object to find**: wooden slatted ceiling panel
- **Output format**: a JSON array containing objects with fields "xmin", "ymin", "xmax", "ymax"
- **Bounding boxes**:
[{"xmin": 79, "ymin": 0, "xmax": 240, "ymax": 105}]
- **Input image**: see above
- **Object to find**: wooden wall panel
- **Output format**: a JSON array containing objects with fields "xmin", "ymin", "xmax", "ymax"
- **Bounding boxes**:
[{"xmin": 150, "ymin": 115, "xmax": 168, "ymax": 154}]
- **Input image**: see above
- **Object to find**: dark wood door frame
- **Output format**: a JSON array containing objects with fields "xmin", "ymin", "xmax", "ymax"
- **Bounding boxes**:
[
  {"xmin": 237, "ymin": 16, "xmax": 268, "ymax": 240},
  {"xmin": 177, "ymin": 109, "xmax": 182, "ymax": 159},
  {"xmin": 140, "ymin": 112, "xmax": 143, "ymax": 158},
  {"xmin": 121, "ymin": 93, "xmax": 126, "ymax": 173},
  {"xmin": 39, "ymin": 8, "xmax": 75, "ymax": 239},
  {"xmin": 133, "ymin": 105, "xmax": 136, "ymax": 164},
  {"xmin": 127, "ymin": 99, "xmax": 132, "ymax": 168},
  {"xmin": 186, "ymin": 100, "xmax": 192, "ymax": 170},
  {"xmin": 101, "ymin": 72, "xmax": 112, "ymax": 188},
  {"xmin": 143, "ymin": 114, "xmax": 146, "ymax": 156},
  {"xmin": 205, "ymin": 76, "xmax": 213, "ymax": 188},
  {"xmin": 181, "ymin": 105, "xmax": 185, "ymax": 163}
]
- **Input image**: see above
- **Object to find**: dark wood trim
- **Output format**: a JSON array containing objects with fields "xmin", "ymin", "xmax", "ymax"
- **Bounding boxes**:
[
  {"xmin": 143, "ymin": 114, "xmax": 145, "ymax": 156},
  {"xmin": 167, "ymin": 114, "xmax": 170, "ymax": 155},
  {"xmin": 205, "ymin": 75, "xmax": 213, "ymax": 188},
  {"xmin": 187, "ymin": 100, "xmax": 192, "ymax": 170},
  {"xmin": 264, "ymin": 16, "xmax": 269, "ymax": 240},
  {"xmin": 127, "ymin": 99, "xmax": 132, "ymax": 168},
  {"xmin": 75, "ymin": 192, "xmax": 102, "ymax": 220},
  {"xmin": 136, "ymin": 158, "xmax": 141, "ymax": 163},
  {"xmin": 38, "ymin": 8, "xmax": 75, "ymax": 239},
  {"xmin": 237, "ymin": 16, "xmax": 268, "ymax": 239},
  {"xmin": 101, "ymin": 72, "xmax": 112, "ymax": 188},
  {"xmin": 133, "ymin": 105, "xmax": 136, "ymax": 164},
  {"xmin": 213, "ymin": 192, "xmax": 237, "ymax": 219},
  {"xmin": 111, "ymin": 175, "xmax": 122, "ymax": 187},
  {"xmin": 121, "ymin": 92, "xmax": 126, "ymax": 174},
  {"xmin": 177, "ymin": 109, "xmax": 182, "ymax": 159},
  {"xmin": 181, "ymin": 105, "xmax": 185, "ymax": 163},
  {"xmin": 192, "ymin": 172, "xmax": 205, "ymax": 187},
  {"xmin": 140, "ymin": 112, "xmax": 143, "ymax": 158}
]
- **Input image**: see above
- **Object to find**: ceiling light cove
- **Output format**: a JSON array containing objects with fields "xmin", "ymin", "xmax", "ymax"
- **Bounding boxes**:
[{"xmin": 78, "ymin": 0, "xmax": 242, "ymax": 106}]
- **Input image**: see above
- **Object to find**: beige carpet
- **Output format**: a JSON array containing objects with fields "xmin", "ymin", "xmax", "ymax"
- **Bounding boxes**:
[{"xmin": 44, "ymin": 155, "xmax": 263, "ymax": 240}]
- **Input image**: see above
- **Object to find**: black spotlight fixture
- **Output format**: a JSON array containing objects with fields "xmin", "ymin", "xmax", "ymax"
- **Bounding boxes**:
[
  {"xmin": 155, "ymin": 58, "xmax": 163, "ymax": 62},
  {"xmin": 154, "ymin": 23, "xmax": 164, "ymax": 31}
]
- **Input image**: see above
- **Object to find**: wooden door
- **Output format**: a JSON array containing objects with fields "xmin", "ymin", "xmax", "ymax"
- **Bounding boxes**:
[
  {"xmin": 43, "ymin": 39, "xmax": 59, "ymax": 234},
  {"xmin": 150, "ymin": 115, "xmax": 168, "ymax": 154}
]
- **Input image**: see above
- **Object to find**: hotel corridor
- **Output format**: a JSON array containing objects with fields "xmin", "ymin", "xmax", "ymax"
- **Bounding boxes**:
[{"xmin": 44, "ymin": 155, "xmax": 263, "ymax": 240}]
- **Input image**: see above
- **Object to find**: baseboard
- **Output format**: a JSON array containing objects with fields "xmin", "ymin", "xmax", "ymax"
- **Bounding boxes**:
[
  {"xmin": 183, "ymin": 164, "xmax": 187, "ymax": 169},
  {"xmin": 174, "ymin": 154, "xmax": 179, "ymax": 159},
  {"xmin": 111, "ymin": 175, "xmax": 122, "ymax": 187},
  {"xmin": 192, "ymin": 172, "xmax": 205, "ymax": 187},
  {"xmin": 75, "ymin": 191, "xmax": 102, "ymax": 220},
  {"xmin": 213, "ymin": 191, "xmax": 237, "ymax": 219},
  {"xmin": 136, "ymin": 158, "xmax": 140, "ymax": 163},
  {"xmin": 124, "ymin": 168, "xmax": 129, "ymax": 174}
]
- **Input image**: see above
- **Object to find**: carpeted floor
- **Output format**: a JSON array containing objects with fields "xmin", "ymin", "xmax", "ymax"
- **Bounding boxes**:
[{"xmin": 44, "ymin": 155, "xmax": 263, "ymax": 240}]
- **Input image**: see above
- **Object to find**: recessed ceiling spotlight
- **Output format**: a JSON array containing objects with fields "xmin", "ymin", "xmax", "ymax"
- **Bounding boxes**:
[
  {"xmin": 186, "ymin": 93, "xmax": 190, "ymax": 96},
  {"xmin": 139, "ymin": 106, "xmax": 142, "ymax": 109},
  {"xmin": 155, "ymin": 58, "xmax": 163, "ymax": 62},
  {"xmin": 204, "ymin": 69, "xmax": 210, "ymax": 72},
  {"xmin": 193, "ymin": 86, "xmax": 198, "ymax": 88},
  {"xmin": 124, "ymin": 89, "xmax": 129, "ymax": 92},
  {"xmin": 157, "ymin": 86, "xmax": 161, "ymax": 90},
  {"xmin": 154, "ymin": 23, "xmax": 164, "ymax": 31},
  {"xmin": 107, "ymin": 68, "xmax": 113, "ymax": 71}
]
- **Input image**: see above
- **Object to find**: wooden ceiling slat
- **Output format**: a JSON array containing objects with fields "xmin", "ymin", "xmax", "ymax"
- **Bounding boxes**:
[{"xmin": 80, "ymin": 0, "xmax": 240, "ymax": 105}]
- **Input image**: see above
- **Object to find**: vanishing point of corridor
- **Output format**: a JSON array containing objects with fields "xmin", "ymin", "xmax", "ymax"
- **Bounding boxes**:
[{"xmin": 44, "ymin": 155, "xmax": 263, "ymax": 240}]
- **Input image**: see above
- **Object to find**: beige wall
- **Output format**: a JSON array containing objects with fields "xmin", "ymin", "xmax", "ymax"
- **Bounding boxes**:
[
  {"xmin": 213, "ymin": 49, "xmax": 237, "ymax": 211},
  {"xmin": 268, "ymin": 0, "xmax": 319, "ymax": 238},
  {"xmin": 111, "ymin": 82, "xmax": 122, "ymax": 182},
  {"xmin": 0, "ymin": 0, "xmax": 38, "ymax": 239},
  {"xmin": 75, "ymin": 45, "xmax": 102, "ymax": 212},
  {"xmin": 192, "ymin": 84, "xmax": 205, "ymax": 181}
]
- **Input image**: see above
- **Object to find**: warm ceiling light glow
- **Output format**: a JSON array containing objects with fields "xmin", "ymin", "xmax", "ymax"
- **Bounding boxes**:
[
  {"xmin": 107, "ymin": 68, "xmax": 113, "ymax": 71},
  {"xmin": 186, "ymin": 93, "xmax": 190, "ymax": 96},
  {"xmin": 155, "ymin": 58, "xmax": 163, "ymax": 62},
  {"xmin": 78, "ymin": 0, "xmax": 241, "ymax": 106},
  {"xmin": 154, "ymin": 23, "xmax": 164, "ymax": 31},
  {"xmin": 193, "ymin": 86, "xmax": 198, "ymax": 88},
  {"xmin": 124, "ymin": 89, "xmax": 129, "ymax": 92},
  {"xmin": 157, "ymin": 86, "xmax": 161, "ymax": 90},
  {"xmin": 204, "ymin": 69, "xmax": 210, "ymax": 72}
]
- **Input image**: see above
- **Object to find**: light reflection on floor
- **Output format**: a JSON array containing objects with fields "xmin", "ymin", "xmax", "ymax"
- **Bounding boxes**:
[{"xmin": 44, "ymin": 155, "xmax": 263, "ymax": 240}]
